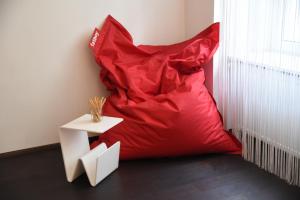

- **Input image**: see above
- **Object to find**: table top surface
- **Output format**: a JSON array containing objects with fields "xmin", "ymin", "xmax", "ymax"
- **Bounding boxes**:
[{"xmin": 61, "ymin": 114, "xmax": 123, "ymax": 134}]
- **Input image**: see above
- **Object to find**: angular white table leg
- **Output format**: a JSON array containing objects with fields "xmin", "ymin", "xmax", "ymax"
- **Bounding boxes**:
[
  {"xmin": 80, "ymin": 142, "xmax": 120, "ymax": 187},
  {"xmin": 80, "ymin": 143, "xmax": 108, "ymax": 186},
  {"xmin": 59, "ymin": 128, "xmax": 90, "ymax": 182},
  {"xmin": 96, "ymin": 142, "xmax": 120, "ymax": 185}
]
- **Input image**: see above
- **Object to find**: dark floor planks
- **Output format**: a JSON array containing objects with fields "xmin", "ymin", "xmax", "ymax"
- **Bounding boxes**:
[{"xmin": 0, "ymin": 148, "xmax": 300, "ymax": 200}]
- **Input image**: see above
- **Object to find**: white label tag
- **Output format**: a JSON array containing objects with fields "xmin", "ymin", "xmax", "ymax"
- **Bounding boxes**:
[{"xmin": 90, "ymin": 30, "xmax": 100, "ymax": 47}]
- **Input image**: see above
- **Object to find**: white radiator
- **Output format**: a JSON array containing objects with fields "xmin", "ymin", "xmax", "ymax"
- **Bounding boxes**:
[{"xmin": 218, "ymin": 57, "xmax": 300, "ymax": 186}]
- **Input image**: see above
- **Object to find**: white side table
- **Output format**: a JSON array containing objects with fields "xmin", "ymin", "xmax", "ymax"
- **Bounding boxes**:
[{"xmin": 59, "ymin": 114, "xmax": 123, "ymax": 187}]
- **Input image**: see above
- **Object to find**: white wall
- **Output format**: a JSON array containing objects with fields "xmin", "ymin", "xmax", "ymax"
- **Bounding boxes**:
[
  {"xmin": 185, "ymin": 0, "xmax": 214, "ymax": 38},
  {"xmin": 0, "ymin": 0, "xmax": 186, "ymax": 153}
]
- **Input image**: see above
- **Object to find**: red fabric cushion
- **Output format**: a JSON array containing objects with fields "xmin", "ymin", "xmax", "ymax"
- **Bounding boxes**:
[{"xmin": 89, "ymin": 15, "xmax": 241, "ymax": 160}]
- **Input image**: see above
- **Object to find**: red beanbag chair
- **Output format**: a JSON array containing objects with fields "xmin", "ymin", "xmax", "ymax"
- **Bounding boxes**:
[{"xmin": 89, "ymin": 15, "xmax": 241, "ymax": 159}]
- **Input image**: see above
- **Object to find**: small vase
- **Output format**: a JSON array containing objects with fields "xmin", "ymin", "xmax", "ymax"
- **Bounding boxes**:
[
  {"xmin": 91, "ymin": 110, "xmax": 102, "ymax": 122},
  {"xmin": 89, "ymin": 96, "xmax": 106, "ymax": 123}
]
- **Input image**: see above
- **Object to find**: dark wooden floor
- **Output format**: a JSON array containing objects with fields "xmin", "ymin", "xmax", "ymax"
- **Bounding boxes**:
[{"xmin": 1, "ymin": 148, "xmax": 300, "ymax": 200}]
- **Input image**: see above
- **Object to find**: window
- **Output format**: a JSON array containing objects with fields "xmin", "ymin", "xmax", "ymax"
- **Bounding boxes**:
[
  {"xmin": 283, "ymin": 0, "xmax": 300, "ymax": 43},
  {"xmin": 281, "ymin": 0, "xmax": 300, "ymax": 56}
]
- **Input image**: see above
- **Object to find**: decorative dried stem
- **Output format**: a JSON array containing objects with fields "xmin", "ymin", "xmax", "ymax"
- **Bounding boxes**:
[{"xmin": 89, "ymin": 96, "xmax": 106, "ymax": 122}]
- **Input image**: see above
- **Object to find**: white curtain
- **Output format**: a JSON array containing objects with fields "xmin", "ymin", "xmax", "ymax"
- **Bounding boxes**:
[{"xmin": 215, "ymin": 0, "xmax": 300, "ymax": 186}]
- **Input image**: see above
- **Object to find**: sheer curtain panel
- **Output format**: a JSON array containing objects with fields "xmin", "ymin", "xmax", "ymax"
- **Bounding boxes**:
[{"xmin": 215, "ymin": 0, "xmax": 300, "ymax": 186}]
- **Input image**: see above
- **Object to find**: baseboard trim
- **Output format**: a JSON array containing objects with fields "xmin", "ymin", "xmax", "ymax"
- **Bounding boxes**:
[{"xmin": 0, "ymin": 143, "xmax": 60, "ymax": 159}]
